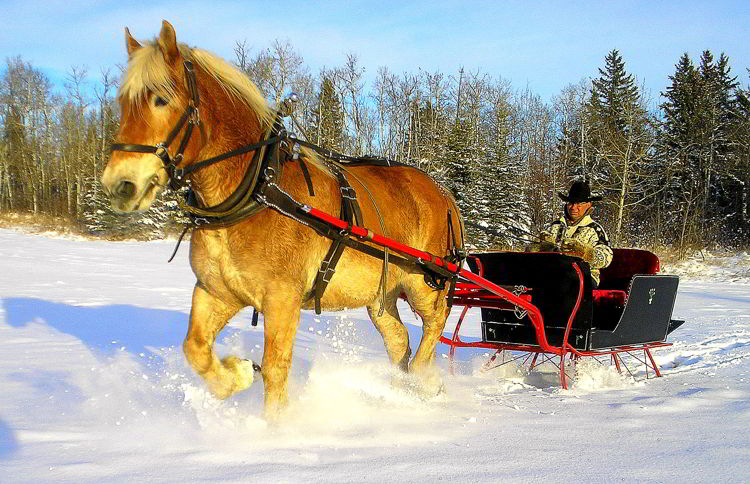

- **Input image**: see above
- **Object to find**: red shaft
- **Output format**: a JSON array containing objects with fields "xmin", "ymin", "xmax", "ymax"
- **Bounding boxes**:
[{"xmin": 302, "ymin": 204, "xmax": 555, "ymax": 351}]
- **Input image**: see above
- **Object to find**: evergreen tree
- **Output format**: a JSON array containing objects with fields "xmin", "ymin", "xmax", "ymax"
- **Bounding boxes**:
[
  {"xmin": 658, "ymin": 53, "xmax": 701, "ymax": 252},
  {"xmin": 443, "ymin": 119, "xmax": 474, "ymax": 203},
  {"xmin": 659, "ymin": 51, "xmax": 742, "ymax": 252},
  {"xmin": 732, "ymin": 77, "xmax": 750, "ymax": 237},
  {"xmin": 697, "ymin": 51, "xmax": 739, "ymax": 242},
  {"xmin": 587, "ymin": 50, "xmax": 654, "ymax": 245},
  {"xmin": 591, "ymin": 50, "xmax": 640, "ymax": 132},
  {"xmin": 313, "ymin": 77, "xmax": 345, "ymax": 151}
]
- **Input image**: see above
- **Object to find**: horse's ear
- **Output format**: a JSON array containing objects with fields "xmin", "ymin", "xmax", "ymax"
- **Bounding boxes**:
[
  {"xmin": 158, "ymin": 20, "xmax": 179, "ymax": 64},
  {"xmin": 125, "ymin": 27, "xmax": 142, "ymax": 57}
]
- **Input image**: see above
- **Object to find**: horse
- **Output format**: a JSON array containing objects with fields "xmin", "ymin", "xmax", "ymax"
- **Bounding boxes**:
[{"xmin": 101, "ymin": 20, "xmax": 465, "ymax": 419}]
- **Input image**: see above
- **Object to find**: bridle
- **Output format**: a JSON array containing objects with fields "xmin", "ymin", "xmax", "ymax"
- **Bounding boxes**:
[
  {"xmin": 110, "ymin": 59, "xmax": 291, "ymax": 197},
  {"xmin": 110, "ymin": 60, "xmax": 203, "ymax": 190}
]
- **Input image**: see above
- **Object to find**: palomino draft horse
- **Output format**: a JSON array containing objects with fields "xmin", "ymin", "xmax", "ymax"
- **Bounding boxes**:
[{"xmin": 101, "ymin": 21, "xmax": 464, "ymax": 419}]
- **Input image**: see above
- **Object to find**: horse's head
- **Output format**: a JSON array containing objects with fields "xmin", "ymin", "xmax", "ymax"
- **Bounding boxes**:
[{"xmin": 101, "ymin": 20, "xmax": 197, "ymax": 213}]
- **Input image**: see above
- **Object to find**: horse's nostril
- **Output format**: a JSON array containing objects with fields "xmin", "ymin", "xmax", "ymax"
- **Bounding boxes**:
[{"xmin": 115, "ymin": 180, "xmax": 137, "ymax": 199}]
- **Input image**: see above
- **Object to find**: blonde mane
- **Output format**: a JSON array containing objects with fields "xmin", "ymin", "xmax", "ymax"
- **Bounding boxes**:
[
  {"xmin": 120, "ymin": 41, "xmax": 274, "ymax": 128},
  {"xmin": 119, "ymin": 40, "xmax": 330, "ymax": 175}
]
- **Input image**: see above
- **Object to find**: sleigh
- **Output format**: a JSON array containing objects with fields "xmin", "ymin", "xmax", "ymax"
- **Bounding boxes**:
[{"xmin": 439, "ymin": 249, "xmax": 684, "ymax": 388}]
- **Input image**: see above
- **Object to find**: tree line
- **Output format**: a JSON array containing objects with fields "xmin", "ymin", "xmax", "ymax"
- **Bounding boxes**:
[{"xmin": 1, "ymin": 42, "xmax": 749, "ymax": 254}]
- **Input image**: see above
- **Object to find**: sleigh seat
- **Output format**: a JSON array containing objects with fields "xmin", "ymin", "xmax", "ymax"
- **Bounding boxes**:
[{"xmin": 591, "ymin": 248, "xmax": 660, "ymax": 331}]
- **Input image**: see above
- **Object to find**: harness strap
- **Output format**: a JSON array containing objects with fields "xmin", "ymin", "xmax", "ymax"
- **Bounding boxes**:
[
  {"xmin": 314, "ymin": 225, "xmax": 350, "ymax": 314},
  {"xmin": 179, "ymin": 138, "xmax": 268, "ymax": 218},
  {"xmin": 445, "ymin": 209, "xmax": 460, "ymax": 309},
  {"xmin": 311, "ymin": 167, "xmax": 363, "ymax": 314},
  {"xmin": 258, "ymin": 182, "xmax": 457, "ymax": 286},
  {"xmin": 180, "ymin": 135, "xmax": 282, "ymax": 179},
  {"xmin": 299, "ymin": 157, "xmax": 315, "ymax": 196},
  {"xmin": 180, "ymin": 132, "xmax": 287, "ymax": 230},
  {"xmin": 291, "ymin": 142, "xmax": 315, "ymax": 197}
]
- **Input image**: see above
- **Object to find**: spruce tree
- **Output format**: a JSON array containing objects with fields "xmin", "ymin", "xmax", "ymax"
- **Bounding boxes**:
[
  {"xmin": 587, "ymin": 49, "xmax": 653, "ymax": 245},
  {"xmin": 734, "ymin": 81, "xmax": 750, "ymax": 237},
  {"xmin": 313, "ymin": 77, "xmax": 345, "ymax": 151},
  {"xmin": 591, "ymin": 50, "xmax": 640, "ymax": 132},
  {"xmin": 657, "ymin": 51, "xmax": 744, "ymax": 251}
]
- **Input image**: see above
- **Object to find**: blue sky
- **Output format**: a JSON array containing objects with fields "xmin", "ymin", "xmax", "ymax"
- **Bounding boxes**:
[{"xmin": 1, "ymin": 0, "xmax": 749, "ymax": 102}]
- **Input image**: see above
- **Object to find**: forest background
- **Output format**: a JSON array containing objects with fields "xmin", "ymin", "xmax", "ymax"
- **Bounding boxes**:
[{"xmin": 1, "ymin": 39, "xmax": 749, "ymax": 257}]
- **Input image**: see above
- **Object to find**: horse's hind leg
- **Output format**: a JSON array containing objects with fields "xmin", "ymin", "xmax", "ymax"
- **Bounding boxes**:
[
  {"xmin": 367, "ymin": 295, "xmax": 411, "ymax": 371},
  {"xmin": 183, "ymin": 284, "xmax": 256, "ymax": 399},
  {"xmin": 405, "ymin": 282, "xmax": 449, "ymax": 394}
]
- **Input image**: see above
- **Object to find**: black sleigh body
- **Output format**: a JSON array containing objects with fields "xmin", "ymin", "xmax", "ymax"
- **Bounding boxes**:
[{"xmin": 440, "ymin": 248, "xmax": 684, "ymax": 387}]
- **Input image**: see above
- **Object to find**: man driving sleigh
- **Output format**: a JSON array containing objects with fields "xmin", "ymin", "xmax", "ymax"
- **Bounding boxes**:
[{"xmin": 531, "ymin": 179, "xmax": 613, "ymax": 288}]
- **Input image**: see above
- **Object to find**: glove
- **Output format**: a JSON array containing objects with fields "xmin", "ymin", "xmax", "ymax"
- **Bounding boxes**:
[
  {"xmin": 526, "ymin": 241, "xmax": 558, "ymax": 252},
  {"xmin": 560, "ymin": 238, "xmax": 594, "ymax": 262},
  {"xmin": 539, "ymin": 231, "xmax": 556, "ymax": 244},
  {"xmin": 526, "ymin": 232, "xmax": 557, "ymax": 252}
]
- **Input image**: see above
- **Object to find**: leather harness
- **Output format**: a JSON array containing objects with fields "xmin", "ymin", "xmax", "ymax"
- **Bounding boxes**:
[{"xmin": 110, "ymin": 60, "xmax": 464, "ymax": 318}]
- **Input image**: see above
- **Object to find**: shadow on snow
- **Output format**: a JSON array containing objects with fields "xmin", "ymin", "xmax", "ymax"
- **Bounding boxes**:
[
  {"xmin": 2, "ymin": 297, "xmax": 194, "ymax": 358},
  {"xmin": 0, "ymin": 419, "xmax": 19, "ymax": 460}
]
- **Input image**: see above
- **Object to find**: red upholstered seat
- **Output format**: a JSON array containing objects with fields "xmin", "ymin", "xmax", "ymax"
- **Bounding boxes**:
[
  {"xmin": 593, "ymin": 289, "xmax": 627, "ymax": 306},
  {"xmin": 594, "ymin": 249, "xmax": 660, "ymax": 329},
  {"xmin": 598, "ymin": 248, "xmax": 660, "ymax": 291}
]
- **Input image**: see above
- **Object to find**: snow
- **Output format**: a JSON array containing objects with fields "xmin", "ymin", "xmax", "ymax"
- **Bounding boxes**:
[{"xmin": 1, "ymin": 228, "xmax": 749, "ymax": 483}]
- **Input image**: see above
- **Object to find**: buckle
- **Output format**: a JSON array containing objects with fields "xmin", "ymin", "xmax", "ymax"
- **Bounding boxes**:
[
  {"xmin": 190, "ymin": 106, "xmax": 200, "ymax": 124},
  {"xmin": 154, "ymin": 143, "xmax": 168, "ymax": 160},
  {"xmin": 292, "ymin": 142, "xmax": 300, "ymax": 160},
  {"xmin": 340, "ymin": 186, "xmax": 357, "ymax": 200},
  {"xmin": 318, "ymin": 258, "xmax": 336, "ymax": 283},
  {"xmin": 321, "ymin": 267, "xmax": 335, "ymax": 283}
]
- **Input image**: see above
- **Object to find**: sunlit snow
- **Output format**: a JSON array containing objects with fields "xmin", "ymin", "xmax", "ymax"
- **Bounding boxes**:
[{"xmin": 1, "ymin": 229, "xmax": 748, "ymax": 482}]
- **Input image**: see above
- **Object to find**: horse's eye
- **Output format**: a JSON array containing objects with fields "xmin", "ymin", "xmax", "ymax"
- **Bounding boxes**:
[{"xmin": 153, "ymin": 96, "xmax": 169, "ymax": 107}]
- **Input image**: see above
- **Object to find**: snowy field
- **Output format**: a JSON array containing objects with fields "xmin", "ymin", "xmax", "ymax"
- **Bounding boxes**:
[{"xmin": 1, "ymin": 228, "xmax": 749, "ymax": 483}]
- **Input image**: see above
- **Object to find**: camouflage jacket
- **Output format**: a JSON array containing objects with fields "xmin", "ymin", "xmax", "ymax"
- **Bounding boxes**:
[{"xmin": 540, "ymin": 215, "xmax": 613, "ymax": 286}]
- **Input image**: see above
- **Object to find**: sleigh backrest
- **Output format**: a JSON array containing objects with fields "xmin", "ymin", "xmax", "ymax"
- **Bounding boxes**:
[{"xmin": 598, "ymin": 248, "xmax": 660, "ymax": 291}]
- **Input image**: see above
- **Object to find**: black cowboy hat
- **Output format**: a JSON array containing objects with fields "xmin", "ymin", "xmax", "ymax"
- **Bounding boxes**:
[{"xmin": 558, "ymin": 180, "xmax": 602, "ymax": 203}]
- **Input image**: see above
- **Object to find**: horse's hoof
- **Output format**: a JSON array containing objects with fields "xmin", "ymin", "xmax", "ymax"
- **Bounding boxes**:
[
  {"xmin": 236, "ymin": 359, "xmax": 256, "ymax": 389},
  {"xmin": 220, "ymin": 356, "xmax": 256, "ymax": 394},
  {"xmin": 409, "ymin": 365, "xmax": 444, "ymax": 398}
]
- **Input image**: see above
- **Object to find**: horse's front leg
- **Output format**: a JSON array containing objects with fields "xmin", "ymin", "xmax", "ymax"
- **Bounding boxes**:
[
  {"xmin": 183, "ymin": 284, "xmax": 256, "ymax": 399},
  {"xmin": 260, "ymin": 293, "xmax": 301, "ymax": 420}
]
